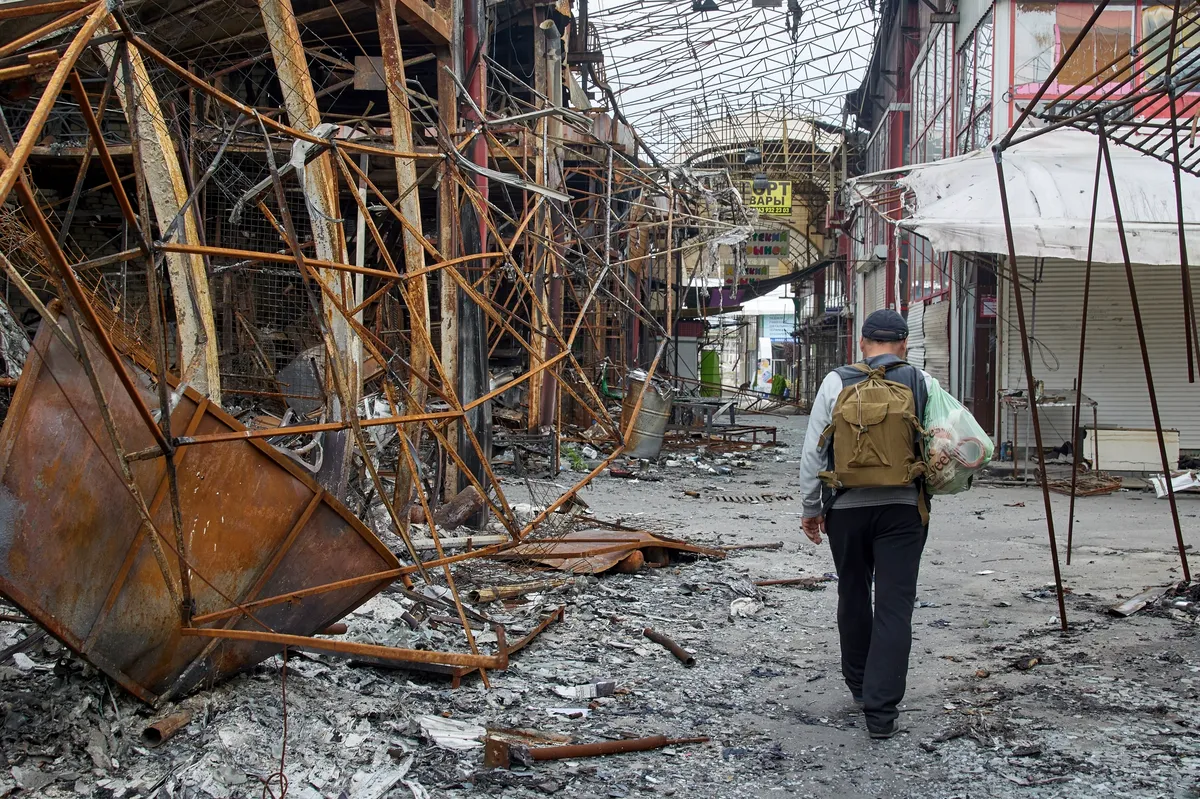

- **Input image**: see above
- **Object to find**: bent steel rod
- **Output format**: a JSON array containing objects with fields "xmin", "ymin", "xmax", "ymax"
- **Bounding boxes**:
[{"xmin": 993, "ymin": 146, "xmax": 1069, "ymax": 631}]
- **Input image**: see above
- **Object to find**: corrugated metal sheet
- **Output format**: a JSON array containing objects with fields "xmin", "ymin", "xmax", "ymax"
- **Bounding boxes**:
[
  {"xmin": 1001, "ymin": 258, "xmax": 1200, "ymax": 449},
  {"xmin": 924, "ymin": 299, "xmax": 951, "ymax": 387},
  {"xmin": 906, "ymin": 300, "xmax": 926, "ymax": 369}
]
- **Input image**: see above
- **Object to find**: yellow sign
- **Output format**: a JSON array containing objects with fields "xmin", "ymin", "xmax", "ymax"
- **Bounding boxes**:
[{"xmin": 743, "ymin": 180, "xmax": 792, "ymax": 216}]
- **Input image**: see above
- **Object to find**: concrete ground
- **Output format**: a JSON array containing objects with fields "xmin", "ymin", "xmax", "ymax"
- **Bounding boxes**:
[
  {"xmin": 1, "ymin": 413, "xmax": 1197, "ymax": 798},
  {"xmin": 551, "ymin": 412, "xmax": 1200, "ymax": 799}
]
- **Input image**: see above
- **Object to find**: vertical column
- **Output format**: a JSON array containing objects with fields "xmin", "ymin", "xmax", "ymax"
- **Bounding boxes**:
[
  {"xmin": 100, "ymin": 32, "xmax": 222, "ymax": 401},
  {"xmin": 377, "ymin": 0, "xmax": 432, "ymax": 514},
  {"xmin": 258, "ymin": 0, "xmax": 359, "ymax": 496}
]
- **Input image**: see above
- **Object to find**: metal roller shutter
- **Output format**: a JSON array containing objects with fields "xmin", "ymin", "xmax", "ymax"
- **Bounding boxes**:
[
  {"xmin": 1001, "ymin": 258, "xmax": 1200, "ymax": 450},
  {"xmin": 923, "ymin": 299, "xmax": 951, "ymax": 387},
  {"xmin": 906, "ymin": 300, "xmax": 926, "ymax": 369}
]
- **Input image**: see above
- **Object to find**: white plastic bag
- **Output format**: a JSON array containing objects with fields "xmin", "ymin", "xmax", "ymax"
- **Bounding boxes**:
[{"xmin": 924, "ymin": 378, "xmax": 993, "ymax": 495}]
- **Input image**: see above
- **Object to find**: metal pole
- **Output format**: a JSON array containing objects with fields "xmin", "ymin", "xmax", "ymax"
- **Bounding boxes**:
[
  {"xmin": 992, "ymin": 146, "xmax": 1069, "ymax": 631},
  {"xmin": 1097, "ymin": 123, "xmax": 1191, "ymax": 582},
  {"xmin": 1162, "ymin": 0, "xmax": 1200, "ymax": 381},
  {"xmin": 1066, "ymin": 137, "xmax": 1105, "ymax": 565}
]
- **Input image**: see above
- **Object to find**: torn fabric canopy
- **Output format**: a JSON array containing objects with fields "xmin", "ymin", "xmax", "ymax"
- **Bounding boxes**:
[{"xmin": 892, "ymin": 129, "xmax": 1200, "ymax": 265}]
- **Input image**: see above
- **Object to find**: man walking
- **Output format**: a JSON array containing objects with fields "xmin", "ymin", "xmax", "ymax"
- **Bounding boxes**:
[{"xmin": 797, "ymin": 309, "xmax": 933, "ymax": 739}]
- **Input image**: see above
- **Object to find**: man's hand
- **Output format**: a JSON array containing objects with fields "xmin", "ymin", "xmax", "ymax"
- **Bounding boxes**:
[{"xmin": 801, "ymin": 515, "xmax": 824, "ymax": 545}]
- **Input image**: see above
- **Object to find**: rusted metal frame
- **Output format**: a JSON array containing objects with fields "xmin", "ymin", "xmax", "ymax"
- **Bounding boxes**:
[
  {"xmin": 0, "ymin": 0, "xmax": 88, "ymax": 21},
  {"xmin": 235, "ymin": 311, "xmax": 287, "ymax": 395},
  {"xmin": 72, "ymin": 247, "xmax": 140, "ymax": 271},
  {"xmin": 471, "ymin": 195, "xmax": 545, "ymax": 291},
  {"xmin": 485, "ymin": 126, "xmax": 537, "ymax": 183},
  {"xmin": 0, "ymin": 1, "xmax": 109, "ymax": 206},
  {"xmin": 1007, "ymin": 39, "xmax": 1184, "ymax": 150},
  {"xmin": 454, "ymin": 172, "xmax": 618, "ymax": 431},
  {"xmin": 520, "ymin": 339, "xmax": 668, "ymax": 536},
  {"xmin": 1096, "ymin": 123, "xmax": 1192, "ymax": 582},
  {"xmin": 156, "ymin": 113, "xmax": 243, "ymax": 251},
  {"xmin": 368, "ymin": 265, "xmax": 526, "ymax": 538},
  {"xmin": 120, "ymin": 51, "xmax": 195, "ymax": 621},
  {"xmin": 413, "ymin": 411, "xmax": 522, "ymax": 539},
  {"xmin": 180, "ymin": 627, "xmax": 507, "ymax": 669},
  {"xmin": 374, "ymin": 0, "xmax": 435, "ymax": 421},
  {"xmin": 68, "ymin": 67, "xmax": 151, "ymax": 260},
  {"xmin": 349, "ymin": 253, "xmax": 505, "ymax": 314},
  {"xmin": 252, "ymin": 200, "xmax": 456, "ymax": 409},
  {"xmin": 392, "ymin": 414, "xmax": 491, "ymax": 687},
  {"xmin": 56, "ymin": 308, "xmax": 184, "ymax": 620},
  {"xmin": 0, "ymin": 2, "xmax": 100, "ymax": 68},
  {"xmin": 1066, "ymin": 137, "xmax": 1104, "ymax": 565},
  {"xmin": 255, "ymin": 110, "xmax": 430, "ymax": 583},
  {"xmin": 437, "ymin": 46, "xmax": 459, "ymax": 497},
  {"xmin": 221, "ymin": 490, "xmax": 323, "ymax": 632},
  {"xmin": 190, "ymin": 567, "xmax": 406, "ymax": 626},
  {"xmin": 0, "ymin": 253, "xmax": 77, "ymax": 357},
  {"xmin": 1053, "ymin": 5, "xmax": 1200, "ymax": 125},
  {"xmin": 157, "ymin": 241, "xmax": 403, "ymax": 282},
  {"xmin": 81, "ymin": 394, "xmax": 213, "ymax": 650},
  {"xmin": 992, "ymin": 147, "xmax": 1068, "ymax": 631},
  {"xmin": 127, "ymin": 33, "xmax": 438, "ymax": 162},
  {"xmin": 169, "ymin": 409, "xmax": 463, "ymax": 448},
  {"xmin": 487, "ymin": 279, "xmax": 524, "ymax": 356},
  {"xmin": 1, "ymin": 155, "xmax": 170, "ymax": 454},
  {"xmin": 193, "ymin": 539, "xmax": 538, "ymax": 626},
  {"xmin": 330, "ymin": 149, "xmax": 401, "ymax": 275},
  {"xmin": 335, "ymin": 148, "xmax": 444, "ymax": 260},
  {"xmin": 58, "ymin": 48, "xmax": 122, "ymax": 246}
]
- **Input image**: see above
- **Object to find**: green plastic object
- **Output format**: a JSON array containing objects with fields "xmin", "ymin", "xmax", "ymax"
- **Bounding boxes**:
[
  {"xmin": 924, "ymin": 378, "xmax": 994, "ymax": 495},
  {"xmin": 700, "ymin": 350, "xmax": 720, "ymax": 397}
]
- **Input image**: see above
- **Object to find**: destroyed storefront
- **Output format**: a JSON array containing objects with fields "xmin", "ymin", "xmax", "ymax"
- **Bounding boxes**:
[{"xmin": 0, "ymin": 0, "xmax": 776, "ymax": 719}]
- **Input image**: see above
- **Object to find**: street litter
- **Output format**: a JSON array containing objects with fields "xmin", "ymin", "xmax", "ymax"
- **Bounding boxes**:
[
  {"xmin": 729, "ymin": 597, "xmax": 764, "ymax": 619},
  {"xmin": 1110, "ymin": 584, "xmax": 1176, "ymax": 617},
  {"xmin": 1149, "ymin": 470, "xmax": 1200, "ymax": 499},
  {"xmin": 553, "ymin": 681, "xmax": 617, "ymax": 700},
  {"xmin": 416, "ymin": 715, "xmax": 487, "ymax": 750}
]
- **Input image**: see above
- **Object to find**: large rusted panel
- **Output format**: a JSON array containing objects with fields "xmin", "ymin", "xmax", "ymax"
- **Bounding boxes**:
[{"xmin": 0, "ymin": 317, "xmax": 400, "ymax": 704}]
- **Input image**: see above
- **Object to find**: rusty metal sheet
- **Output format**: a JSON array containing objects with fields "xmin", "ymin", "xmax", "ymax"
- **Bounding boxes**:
[{"xmin": 0, "ymin": 317, "xmax": 400, "ymax": 704}]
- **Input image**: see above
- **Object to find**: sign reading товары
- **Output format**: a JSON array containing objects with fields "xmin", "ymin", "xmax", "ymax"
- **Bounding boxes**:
[{"xmin": 741, "ymin": 180, "xmax": 792, "ymax": 216}]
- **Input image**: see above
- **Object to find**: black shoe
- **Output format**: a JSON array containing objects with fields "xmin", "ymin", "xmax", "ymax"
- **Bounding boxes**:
[
  {"xmin": 852, "ymin": 694, "xmax": 864, "ymax": 707},
  {"xmin": 867, "ymin": 719, "xmax": 903, "ymax": 739}
]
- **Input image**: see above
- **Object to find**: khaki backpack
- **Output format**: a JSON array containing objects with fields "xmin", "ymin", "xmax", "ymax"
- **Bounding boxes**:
[{"xmin": 818, "ymin": 363, "xmax": 926, "ymax": 490}]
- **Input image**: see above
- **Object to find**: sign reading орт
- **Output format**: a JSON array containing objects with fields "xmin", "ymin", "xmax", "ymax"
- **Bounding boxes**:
[{"xmin": 741, "ymin": 180, "xmax": 792, "ymax": 216}]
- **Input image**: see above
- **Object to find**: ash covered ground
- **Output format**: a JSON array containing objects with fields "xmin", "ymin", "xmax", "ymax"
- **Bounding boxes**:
[{"xmin": 1, "ymin": 415, "xmax": 1198, "ymax": 798}]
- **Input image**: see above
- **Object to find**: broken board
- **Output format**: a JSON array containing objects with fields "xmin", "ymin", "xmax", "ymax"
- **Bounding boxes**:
[
  {"xmin": 496, "ymin": 528, "xmax": 725, "ymax": 574},
  {"xmin": 0, "ymin": 316, "xmax": 400, "ymax": 704}
]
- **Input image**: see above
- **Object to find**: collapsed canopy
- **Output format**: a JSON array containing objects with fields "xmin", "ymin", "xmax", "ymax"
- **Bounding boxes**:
[{"xmin": 889, "ymin": 129, "xmax": 1200, "ymax": 266}]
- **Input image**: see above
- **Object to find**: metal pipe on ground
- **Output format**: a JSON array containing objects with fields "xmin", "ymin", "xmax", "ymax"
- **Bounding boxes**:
[
  {"xmin": 141, "ymin": 709, "xmax": 192, "ymax": 747},
  {"xmin": 485, "ymin": 734, "xmax": 709, "ymax": 768},
  {"xmin": 643, "ymin": 627, "xmax": 694, "ymax": 666}
]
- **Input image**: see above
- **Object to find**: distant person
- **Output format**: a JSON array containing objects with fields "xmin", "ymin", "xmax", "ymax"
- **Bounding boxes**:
[{"xmin": 796, "ymin": 309, "xmax": 933, "ymax": 740}]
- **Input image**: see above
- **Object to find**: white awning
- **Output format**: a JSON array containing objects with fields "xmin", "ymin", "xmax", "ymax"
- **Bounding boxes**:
[{"xmin": 886, "ymin": 129, "xmax": 1200, "ymax": 266}]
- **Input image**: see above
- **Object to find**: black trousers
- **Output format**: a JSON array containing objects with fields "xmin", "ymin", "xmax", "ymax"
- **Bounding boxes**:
[{"xmin": 826, "ymin": 504, "xmax": 927, "ymax": 728}]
